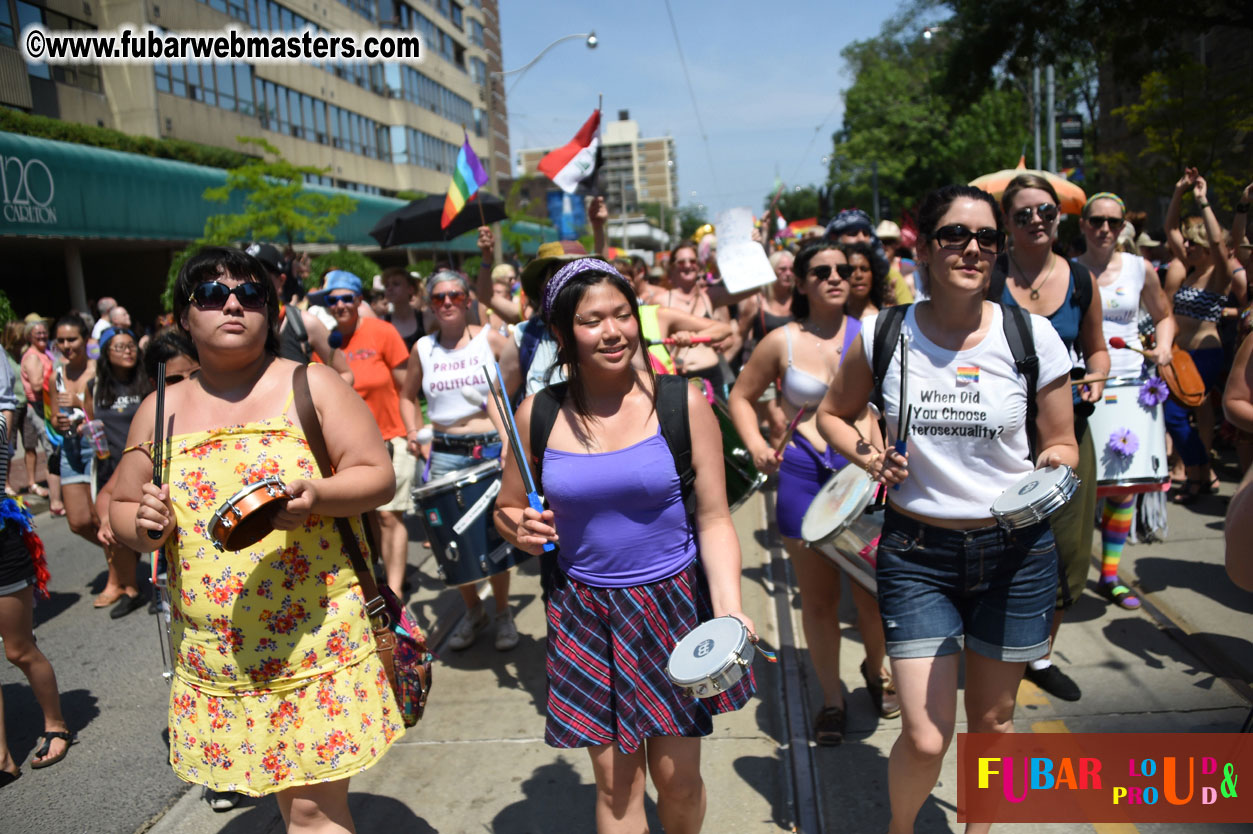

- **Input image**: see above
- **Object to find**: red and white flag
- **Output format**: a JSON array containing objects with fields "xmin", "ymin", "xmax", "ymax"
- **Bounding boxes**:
[{"xmin": 538, "ymin": 110, "xmax": 601, "ymax": 194}]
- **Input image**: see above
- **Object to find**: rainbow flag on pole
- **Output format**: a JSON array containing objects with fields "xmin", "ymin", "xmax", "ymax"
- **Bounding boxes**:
[{"xmin": 440, "ymin": 132, "xmax": 490, "ymax": 229}]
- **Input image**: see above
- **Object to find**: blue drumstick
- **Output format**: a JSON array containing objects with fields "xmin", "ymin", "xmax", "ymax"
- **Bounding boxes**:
[{"xmin": 486, "ymin": 362, "xmax": 555, "ymax": 553}]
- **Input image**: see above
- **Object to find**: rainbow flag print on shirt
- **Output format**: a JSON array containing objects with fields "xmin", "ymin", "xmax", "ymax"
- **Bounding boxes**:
[
  {"xmin": 1105, "ymin": 393, "xmax": 1118, "ymax": 404},
  {"xmin": 440, "ymin": 132, "xmax": 490, "ymax": 229},
  {"xmin": 956, "ymin": 366, "xmax": 979, "ymax": 384}
]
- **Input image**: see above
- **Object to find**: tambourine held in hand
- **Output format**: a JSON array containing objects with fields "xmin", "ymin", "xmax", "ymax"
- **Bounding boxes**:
[{"xmin": 209, "ymin": 477, "xmax": 290, "ymax": 552}]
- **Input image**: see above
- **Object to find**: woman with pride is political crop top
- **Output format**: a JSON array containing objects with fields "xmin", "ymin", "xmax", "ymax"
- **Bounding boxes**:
[{"xmin": 817, "ymin": 184, "xmax": 1077, "ymax": 834}]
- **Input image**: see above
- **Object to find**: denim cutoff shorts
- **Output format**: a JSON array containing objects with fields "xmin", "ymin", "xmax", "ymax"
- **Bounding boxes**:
[
  {"xmin": 59, "ymin": 433, "xmax": 94, "ymax": 486},
  {"xmin": 876, "ymin": 505, "xmax": 1055, "ymax": 662}
]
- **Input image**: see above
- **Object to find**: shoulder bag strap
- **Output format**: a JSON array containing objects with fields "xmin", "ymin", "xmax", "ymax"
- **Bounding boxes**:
[
  {"xmin": 291, "ymin": 364, "xmax": 387, "ymax": 620},
  {"xmin": 999, "ymin": 303, "xmax": 1039, "ymax": 462}
]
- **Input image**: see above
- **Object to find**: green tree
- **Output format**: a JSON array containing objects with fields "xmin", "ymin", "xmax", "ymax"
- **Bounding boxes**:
[
  {"xmin": 825, "ymin": 26, "xmax": 1027, "ymax": 218},
  {"xmin": 0, "ymin": 289, "xmax": 15, "ymax": 329},
  {"xmin": 766, "ymin": 186, "xmax": 822, "ymax": 223},
  {"xmin": 677, "ymin": 204, "xmax": 707, "ymax": 241},
  {"xmin": 162, "ymin": 137, "xmax": 358, "ymax": 309},
  {"xmin": 309, "ymin": 251, "xmax": 382, "ymax": 292},
  {"xmin": 1095, "ymin": 59, "xmax": 1253, "ymax": 208},
  {"xmin": 500, "ymin": 175, "xmax": 554, "ymax": 258}
]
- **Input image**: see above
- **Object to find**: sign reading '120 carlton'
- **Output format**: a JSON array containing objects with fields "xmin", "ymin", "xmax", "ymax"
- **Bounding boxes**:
[{"xmin": 2, "ymin": 155, "xmax": 57, "ymax": 225}]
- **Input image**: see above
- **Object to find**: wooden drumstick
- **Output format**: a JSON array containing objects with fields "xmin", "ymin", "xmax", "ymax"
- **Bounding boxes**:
[
  {"xmin": 1070, "ymin": 376, "xmax": 1114, "ymax": 387},
  {"xmin": 1109, "ymin": 336, "xmax": 1152, "ymax": 358},
  {"xmin": 773, "ymin": 407, "xmax": 807, "ymax": 460},
  {"xmin": 147, "ymin": 361, "xmax": 166, "ymax": 541}
]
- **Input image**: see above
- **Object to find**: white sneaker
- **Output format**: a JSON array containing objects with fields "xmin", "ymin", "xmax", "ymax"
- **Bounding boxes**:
[
  {"xmin": 494, "ymin": 608, "xmax": 519, "ymax": 651},
  {"xmin": 447, "ymin": 604, "xmax": 488, "ymax": 651}
]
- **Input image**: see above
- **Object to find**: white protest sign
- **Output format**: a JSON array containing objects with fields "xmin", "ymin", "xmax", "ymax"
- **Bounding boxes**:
[{"xmin": 714, "ymin": 207, "xmax": 776, "ymax": 294}]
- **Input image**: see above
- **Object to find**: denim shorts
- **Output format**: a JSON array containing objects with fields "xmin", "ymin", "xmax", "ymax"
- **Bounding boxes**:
[
  {"xmin": 876, "ymin": 505, "xmax": 1056, "ymax": 662},
  {"xmin": 427, "ymin": 436, "xmax": 502, "ymax": 481},
  {"xmin": 59, "ymin": 433, "xmax": 93, "ymax": 486}
]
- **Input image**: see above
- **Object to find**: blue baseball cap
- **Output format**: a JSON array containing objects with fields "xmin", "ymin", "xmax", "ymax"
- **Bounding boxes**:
[{"xmin": 309, "ymin": 270, "xmax": 363, "ymax": 305}]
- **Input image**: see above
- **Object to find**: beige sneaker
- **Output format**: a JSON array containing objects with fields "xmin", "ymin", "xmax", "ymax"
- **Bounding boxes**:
[
  {"xmin": 448, "ymin": 604, "xmax": 488, "ymax": 651},
  {"xmin": 494, "ymin": 608, "xmax": 519, "ymax": 651}
]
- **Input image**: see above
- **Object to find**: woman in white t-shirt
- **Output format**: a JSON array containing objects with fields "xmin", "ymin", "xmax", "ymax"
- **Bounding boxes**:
[
  {"xmin": 817, "ymin": 185, "xmax": 1078, "ymax": 834},
  {"xmin": 398, "ymin": 271, "xmax": 519, "ymax": 652}
]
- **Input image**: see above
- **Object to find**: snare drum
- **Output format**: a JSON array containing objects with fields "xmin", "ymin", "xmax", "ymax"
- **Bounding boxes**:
[
  {"xmin": 412, "ymin": 459, "xmax": 533, "ymax": 587},
  {"xmin": 711, "ymin": 400, "xmax": 767, "ymax": 513},
  {"xmin": 989, "ymin": 465, "xmax": 1079, "ymax": 530},
  {"xmin": 666, "ymin": 616, "xmax": 757, "ymax": 699},
  {"xmin": 1087, "ymin": 378, "xmax": 1169, "ymax": 496},
  {"xmin": 209, "ymin": 476, "xmax": 289, "ymax": 552},
  {"xmin": 800, "ymin": 465, "xmax": 883, "ymax": 596}
]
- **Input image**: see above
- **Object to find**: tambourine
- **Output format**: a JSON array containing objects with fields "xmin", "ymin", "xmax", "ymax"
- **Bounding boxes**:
[{"xmin": 209, "ymin": 477, "xmax": 289, "ymax": 552}]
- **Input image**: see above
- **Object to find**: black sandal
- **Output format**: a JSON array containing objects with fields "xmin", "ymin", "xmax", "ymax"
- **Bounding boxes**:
[
  {"xmin": 0, "ymin": 767, "xmax": 20, "ymax": 788},
  {"xmin": 30, "ymin": 731, "xmax": 74, "ymax": 770}
]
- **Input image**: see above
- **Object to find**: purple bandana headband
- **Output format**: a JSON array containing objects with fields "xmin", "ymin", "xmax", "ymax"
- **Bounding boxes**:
[{"xmin": 542, "ymin": 257, "xmax": 623, "ymax": 316}]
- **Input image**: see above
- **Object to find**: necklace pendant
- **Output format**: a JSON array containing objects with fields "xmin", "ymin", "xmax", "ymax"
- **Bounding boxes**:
[{"xmin": 1030, "ymin": 289, "xmax": 1040, "ymax": 300}]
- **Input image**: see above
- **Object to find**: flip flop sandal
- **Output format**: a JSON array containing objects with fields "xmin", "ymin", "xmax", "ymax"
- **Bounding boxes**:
[
  {"xmin": 1101, "ymin": 582, "xmax": 1141, "ymax": 610},
  {"xmin": 0, "ymin": 767, "xmax": 20, "ymax": 789},
  {"xmin": 30, "ymin": 731, "xmax": 74, "ymax": 770}
]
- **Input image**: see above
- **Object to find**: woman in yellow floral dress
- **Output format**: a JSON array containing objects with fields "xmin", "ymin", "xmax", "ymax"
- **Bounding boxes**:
[{"xmin": 109, "ymin": 247, "xmax": 402, "ymax": 833}]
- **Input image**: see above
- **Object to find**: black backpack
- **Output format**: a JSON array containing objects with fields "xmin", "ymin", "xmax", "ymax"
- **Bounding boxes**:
[
  {"xmin": 528, "ymin": 374, "xmax": 697, "ymax": 517},
  {"xmin": 870, "ymin": 303, "xmax": 1041, "ymax": 461}
]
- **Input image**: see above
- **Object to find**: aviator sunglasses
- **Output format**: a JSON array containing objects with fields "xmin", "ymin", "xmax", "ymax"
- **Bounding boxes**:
[
  {"xmin": 808, "ymin": 263, "xmax": 855, "ymax": 282},
  {"xmin": 1012, "ymin": 203, "xmax": 1059, "ymax": 228},
  {"xmin": 189, "ymin": 281, "xmax": 267, "ymax": 310},
  {"xmin": 933, "ymin": 224, "xmax": 1005, "ymax": 254},
  {"xmin": 431, "ymin": 290, "xmax": 467, "ymax": 304}
]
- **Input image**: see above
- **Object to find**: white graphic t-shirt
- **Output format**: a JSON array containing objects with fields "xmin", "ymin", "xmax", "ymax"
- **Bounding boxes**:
[{"xmin": 861, "ymin": 304, "xmax": 1071, "ymax": 520}]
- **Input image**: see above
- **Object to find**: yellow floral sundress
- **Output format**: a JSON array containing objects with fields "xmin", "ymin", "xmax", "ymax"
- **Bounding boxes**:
[{"xmin": 159, "ymin": 403, "xmax": 403, "ymax": 796}]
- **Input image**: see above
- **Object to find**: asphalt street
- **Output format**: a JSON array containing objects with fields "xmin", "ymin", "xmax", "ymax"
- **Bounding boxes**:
[{"xmin": 0, "ymin": 470, "xmax": 1250, "ymax": 833}]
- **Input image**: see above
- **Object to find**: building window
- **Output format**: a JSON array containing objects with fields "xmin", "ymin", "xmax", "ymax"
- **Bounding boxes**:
[
  {"xmin": 468, "ymin": 19, "xmax": 483, "ymax": 47},
  {"xmin": 16, "ymin": 2, "xmax": 103, "ymax": 90},
  {"xmin": 470, "ymin": 57, "xmax": 487, "ymax": 85},
  {"xmin": 0, "ymin": 0, "xmax": 15, "ymax": 48}
]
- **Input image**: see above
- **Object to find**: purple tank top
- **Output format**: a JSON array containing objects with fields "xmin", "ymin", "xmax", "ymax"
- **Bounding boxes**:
[{"xmin": 542, "ymin": 427, "xmax": 697, "ymax": 587}]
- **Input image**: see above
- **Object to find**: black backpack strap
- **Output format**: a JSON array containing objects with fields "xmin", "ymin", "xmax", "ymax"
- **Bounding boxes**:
[
  {"xmin": 986, "ymin": 254, "xmax": 1010, "ymax": 302},
  {"xmin": 655, "ymin": 375, "xmax": 696, "ymax": 516},
  {"xmin": 286, "ymin": 306, "xmax": 311, "ymax": 359},
  {"xmin": 528, "ymin": 382, "xmax": 567, "ymax": 495},
  {"xmin": 1068, "ymin": 258, "xmax": 1094, "ymax": 318},
  {"xmin": 999, "ymin": 303, "xmax": 1039, "ymax": 462},
  {"xmin": 871, "ymin": 304, "xmax": 909, "ymax": 413}
]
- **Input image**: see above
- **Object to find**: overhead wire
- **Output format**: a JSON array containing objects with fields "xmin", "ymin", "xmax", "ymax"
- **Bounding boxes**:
[{"xmin": 661, "ymin": 0, "xmax": 721, "ymax": 196}]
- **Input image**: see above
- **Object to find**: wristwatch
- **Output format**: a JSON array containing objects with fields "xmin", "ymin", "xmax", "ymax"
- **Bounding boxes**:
[
  {"xmin": 1197, "ymin": 200, "xmax": 1210, "ymax": 209},
  {"xmin": 1236, "ymin": 202, "xmax": 1250, "ymax": 214}
]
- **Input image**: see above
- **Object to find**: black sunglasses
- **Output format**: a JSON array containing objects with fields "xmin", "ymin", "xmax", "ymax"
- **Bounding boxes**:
[
  {"xmin": 808, "ymin": 264, "xmax": 855, "ymax": 282},
  {"xmin": 164, "ymin": 373, "xmax": 186, "ymax": 385},
  {"xmin": 933, "ymin": 224, "xmax": 1005, "ymax": 254},
  {"xmin": 1086, "ymin": 215, "xmax": 1125, "ymax": 231},
  {"xmin": 1012, "ymin": 203, "xmax": 1058, "ymax": 228},
  {"xmin": 325, "ymin": 293, "xmax": 358, "ymax": 306},
  {"xmin": 189, "ymin": 281, "xmax": 267, "ymax": 310}
]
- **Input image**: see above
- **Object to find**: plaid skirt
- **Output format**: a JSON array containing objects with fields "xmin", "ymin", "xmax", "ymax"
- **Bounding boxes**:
[{"xmin": 545, "ymin": 559, "xmax": 755, "ymax": 755}]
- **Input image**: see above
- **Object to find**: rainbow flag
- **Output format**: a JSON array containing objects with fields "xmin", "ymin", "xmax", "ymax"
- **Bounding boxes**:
[
  {"xmin": 1105, "ymin": 394, "xmax": 1118, "ymax": 404},
  {"xmin": 440, "ymin": 132, "xmax": 490, "ymax": 229},
  {"xmin": 957, "ymin": 366, "xmax": 979, "ymax": 384}
]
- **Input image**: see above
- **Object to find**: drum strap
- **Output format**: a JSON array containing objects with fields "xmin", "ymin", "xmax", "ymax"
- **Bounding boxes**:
[
  {"xmin": 529, "ymin": 375, "xmax": 696, "ymax": 518},
  {"xmin": 872, "ymin": 303, "xmax": 1039, "ymax": 461}
]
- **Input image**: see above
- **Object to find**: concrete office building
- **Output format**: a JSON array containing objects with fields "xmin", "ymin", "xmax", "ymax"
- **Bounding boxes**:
[
  {"xmin": 1, "ymin": 0, "xmax": 509, "ymax": 194},
  {"xmin": 516, "ymin": 109, "xmax": 677, "ymax": 214}
]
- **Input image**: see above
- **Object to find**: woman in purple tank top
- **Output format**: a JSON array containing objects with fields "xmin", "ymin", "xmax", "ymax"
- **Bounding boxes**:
[{"xmin": 495, "ymin": 258, "xmax": 755, "ymax": 834}]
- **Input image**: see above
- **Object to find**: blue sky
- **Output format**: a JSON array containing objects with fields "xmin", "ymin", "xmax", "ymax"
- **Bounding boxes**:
[{"xmin": 499, "ymin": 1, "xmax": 899, "ymax": 220}]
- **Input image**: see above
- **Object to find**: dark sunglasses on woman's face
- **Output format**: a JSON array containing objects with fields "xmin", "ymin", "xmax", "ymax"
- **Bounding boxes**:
[
  {"xmin": 1086, "ymin": 215, "xmax": 1125, "ymax": 231},
  {"xmin": 933, "ymin": 224, "xmax": 1005, "ymax": 254},
  {"xmin": 431, "ymin": 290, "xmax": 466, "ymax": 304},
  {"xmin": 808, "ymin": 264, "xmax": 855, "ymax": 282},
  {"xmin": 189, "ymin": 281, "xmax": 267, "ymax": 310},
  {"xmin": 1012, "ymin": 203, "xmax": 1059, "ymax": 227}
]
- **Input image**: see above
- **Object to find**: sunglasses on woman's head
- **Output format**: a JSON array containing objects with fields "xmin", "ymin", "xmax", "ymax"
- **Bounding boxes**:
[
  {"xmin": 325, "ymin": 293, "xmax": 357, "ymax": 306},
  {"xmin": 933, "ymin": 225, "xmax": 1005, "ymax": 254},
  {"xmin": 431, "ymin": 290, "xmax": 466, "ymax": 304},
  {"xmin": 1012, "ymin": 203, "xmax": 1058, "ymax": 227},
  {"xmin": 189, "ymin": 281, "xmax": 267, "ymax": 310},
  {"xmin": 1086, "ymin": 215, "xmax": 1125, "ymax": 231},
  {"xmin": 808, "ymin": 264, "xmax": 855, "ymax": 282},
  {"xmin": 164, "ymin": 374, "xmax": 186, "ymax": 384}
]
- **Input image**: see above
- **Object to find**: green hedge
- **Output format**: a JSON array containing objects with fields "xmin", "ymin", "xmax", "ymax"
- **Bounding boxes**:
[{"xmin": 0, "ymin": 110, "xmax": 255, "ymax": 170}]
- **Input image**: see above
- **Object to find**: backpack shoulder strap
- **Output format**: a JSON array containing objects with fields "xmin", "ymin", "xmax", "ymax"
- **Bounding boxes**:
[
  {"xmin": 285, "ymin": 306, "xmax": 310, "ymax": 359},
  {"xmin": 528, "ymin": 382, "xmax": 568, "ymax": 495},
  {"xmin": 986, "ymin": 254, "xmax": 1009, "ymax": 302},
  {"xmin": 654, "ymin": 374, "xmax": 696, "ymax": 516},
  {"xmin": 871, "ymin": 304, "xmax": 909, "ymax": 413},
  {"xmin": 999, "ymin": 303, "xmax": 1039, "ymax": 462},
  {"xmin": 1068, "ymin": 258, "xmax": 1094, "ymax": 316},
  {"xmin": 518, "ymin": 316, "xmax": 545, "ymax": 378}
]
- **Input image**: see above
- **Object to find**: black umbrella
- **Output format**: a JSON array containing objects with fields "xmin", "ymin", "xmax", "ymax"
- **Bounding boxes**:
[{"xmin": 369, "ymin": 192, "xmax": 508, "ymax": 248}]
